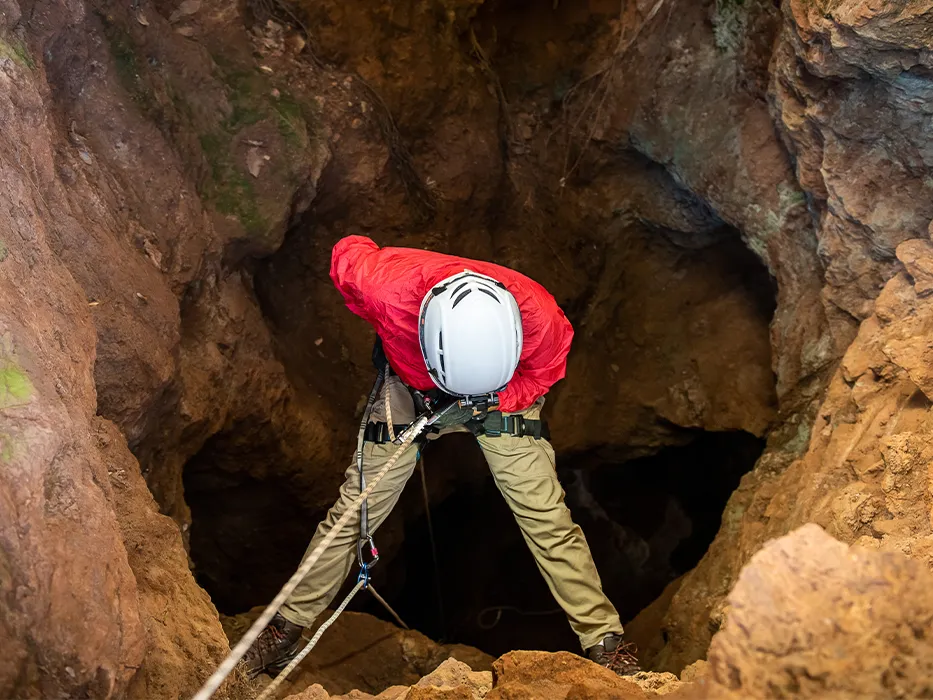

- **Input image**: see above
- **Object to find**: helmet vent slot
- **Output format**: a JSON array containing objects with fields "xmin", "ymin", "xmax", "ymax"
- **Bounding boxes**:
[
  {"xmin": 477, "ymin": 287, "xmax": 501, "ymax": 303},
  {"xmin": 438, "ymin": 332, "xmax": 446, "ymax": 373},
  {"xmin": 451, "ymin": 288, "xmax": 473, "ymax": 308}
]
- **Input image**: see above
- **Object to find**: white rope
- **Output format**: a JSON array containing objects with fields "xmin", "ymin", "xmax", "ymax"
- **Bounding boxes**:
[
  {"xmin": 357, "ymin": 368, "xmax": 385, "ymax": 549},
  {"xmin": 384, "ymin": 363, "xmax": 396, "ymax": 443},
  {"xmin": 191, "ymin": 415, "xmax": 428, "ymax": 700},
  {"xmin": 255, "ymin": 579, "xmax": 366, "ymax": 700}
]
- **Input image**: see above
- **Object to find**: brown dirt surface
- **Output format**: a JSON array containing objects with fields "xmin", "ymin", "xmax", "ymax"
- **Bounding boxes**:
[
  {"xmin": 227, "ymin": 609, "xmax": 493, "ymax": 698},
  {"xmin": 97, "ymin": 419, "xmax": 248, "ymax": 699},
  {"xmin": 488, "ymin": 651, "xmax": 649, "ymax": 699}
]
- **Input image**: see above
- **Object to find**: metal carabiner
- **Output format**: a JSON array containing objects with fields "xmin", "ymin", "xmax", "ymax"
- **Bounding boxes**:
[
  {"xmin": 356, "ymin": 535, "xmax": 380, "ymax": 589},
  {"xmin": 357, "ymin": 563, "xmax": 370, "ymax": 588},
  {"xmin": 357, "ymin": 536, "xmax": 379, "ymax": 588}
]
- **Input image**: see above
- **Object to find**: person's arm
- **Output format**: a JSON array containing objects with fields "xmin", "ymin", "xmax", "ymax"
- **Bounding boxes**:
[
  {"xmin": 496, "ymin": 293, "xmax": 574, "ymax": 413},
  {"xmin": 329, "ymin": 235, "xmax": 383, "ymax": 323}
]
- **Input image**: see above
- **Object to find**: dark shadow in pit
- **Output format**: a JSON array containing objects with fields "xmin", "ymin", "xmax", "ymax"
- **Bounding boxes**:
[
  {"xmin": 184, "ymin": 422, "xmax": 763, "ymax": 658},
  {"xmin": 356, "ymin": 430, "xmax": 764, "ymax": 657},
  {"xmin": 183, "ymin": 433, "xmax": 329, "ymax": 615}
]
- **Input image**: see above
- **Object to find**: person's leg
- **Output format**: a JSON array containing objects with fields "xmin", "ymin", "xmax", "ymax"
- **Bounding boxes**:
[
  {"xmin": 280, "ymin": 374, "xmax": 418, "ymax": 626},
  {"xmin": 476, "ymin": 399, "xmax": 623, "ymax": 651},
  {"xmin": 278, "ymin": 440, "xmax": 418, "ymax": 625}
]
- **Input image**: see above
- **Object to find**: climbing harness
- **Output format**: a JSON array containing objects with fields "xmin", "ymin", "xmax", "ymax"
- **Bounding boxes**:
[
  {"xmin": 355, "ymin": 365, "xmax": 408, "ymax": 625},
  {"xmin": 192, "ymin": 370, "xmax": 462, "ymax": 700},
  {"xmin": 477, "ymin": 411, "xmax": 550, "ymax": 440},
  {"xmin": 363, "ymin": 409, "xmax": 550, "ymax": 445}
]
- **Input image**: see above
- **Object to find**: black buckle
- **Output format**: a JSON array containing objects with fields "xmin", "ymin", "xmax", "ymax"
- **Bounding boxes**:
[
  {"xmin": 484, "ymin": 411, "xmax": 503, "ymax": 437},
  {"xmin": 364, "ymin": 422, "xmax": 407, "ymax": 444},
  {"xmin": 504, "ymin": 415, "xmax": 525, "ymax": 438}
]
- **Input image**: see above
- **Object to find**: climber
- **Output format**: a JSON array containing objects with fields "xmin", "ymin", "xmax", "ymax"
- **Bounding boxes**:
[{"xmin": 242, "ymin": 235, "xmax": 641, "ymax": 678}]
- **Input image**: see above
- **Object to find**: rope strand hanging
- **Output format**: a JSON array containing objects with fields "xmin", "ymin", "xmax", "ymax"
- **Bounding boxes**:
[{"xmin": 191, "ymin": 413, "xmax": 429, "ymax": 700}]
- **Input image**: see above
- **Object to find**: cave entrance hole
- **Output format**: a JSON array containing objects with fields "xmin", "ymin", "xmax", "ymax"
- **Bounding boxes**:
[
  {"xmin": 184, "ymin": 426, "xmax": 764, "ymax": 658},
  {"xmin": 354, "ymin": 430, "xmax": 764, "ymax": 657}
]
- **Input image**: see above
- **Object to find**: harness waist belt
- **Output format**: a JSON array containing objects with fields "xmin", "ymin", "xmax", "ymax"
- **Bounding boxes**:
[
  {"xmin": 480, "ymin": 412, "xmax": 550, "ymax": 440},
  {"xmin": 364, "ymin": 415, "xmax": 550, "ymax": 443},
  {"xmin": 363, "ymin": 422, "xmax": 410, "ymax": 444}
]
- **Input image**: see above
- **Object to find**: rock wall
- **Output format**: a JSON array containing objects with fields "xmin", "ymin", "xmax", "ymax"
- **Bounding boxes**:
[
  {"xmin": 255, "ymin": 0, "xmax": 782, "ymax": 462},
  {"xmin": 0, "ymin": 0, "xmax": 332, "ymax": 693},
  {"xmin": 0, "ymin": 3, "xmax": 248, "ymax": 695},
  {"xmin": 643, "ymin": 0, "xmax": 933, "ymax": 672},
  {"xmin": 5, "ymin": 0, "xmax": 933, "ymax": 695}
]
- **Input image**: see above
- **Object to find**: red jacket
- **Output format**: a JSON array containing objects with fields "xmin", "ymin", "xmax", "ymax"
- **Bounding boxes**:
[{"xmin": 330, "ymin": 236, "xmax": 574, "ymax": 413}]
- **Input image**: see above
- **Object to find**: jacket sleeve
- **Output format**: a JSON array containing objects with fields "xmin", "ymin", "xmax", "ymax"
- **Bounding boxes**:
[
  {"xmin": 329, "ymin": 235, "xmax": 382, "ymax": 323},
  {"xmin": 497, "ymin": 293, "xmax": 574, "ymax": 413}
]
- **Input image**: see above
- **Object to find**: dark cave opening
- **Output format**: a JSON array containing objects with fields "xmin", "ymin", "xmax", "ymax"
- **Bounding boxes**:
[
  {"xmin": 184, "ymin": 425, "xmax": 764, "ymax": 658},
  {"xmin": 183, "ymin": 432, "xmax": 331, "ymax": 615},
  {"xmin": 353, "ymin": 430, "xmax": 764, "ymax": 657}
]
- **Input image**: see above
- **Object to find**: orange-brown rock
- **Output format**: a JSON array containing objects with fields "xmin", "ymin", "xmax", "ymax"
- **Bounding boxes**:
[
  {"xmin": 705, "ymin": 525, "xmax": 933, "ymax": 699},
  {"xmin": 488, "ymin": 651, "xmax": 648, "ymax": 700},
  {"xmin": 232, "ymin": 611, "xmax": 493, "ymax": 699}
]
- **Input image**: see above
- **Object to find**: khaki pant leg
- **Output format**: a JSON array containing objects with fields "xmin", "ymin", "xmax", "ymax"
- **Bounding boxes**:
[
  {"xmin": 477, "ymin": 399, "xmax": 623, "ymax": 650},
  {"xmin": 281, "ymin": 376, "xmax": 417, "ymax": 627}
]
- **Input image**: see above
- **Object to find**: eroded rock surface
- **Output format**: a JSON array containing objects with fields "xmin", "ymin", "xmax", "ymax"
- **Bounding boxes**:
[
  {"xmin": 704, "ymin": 525, "xmax": 933, "ymax": 699},
  {"xmin": 282, "ymin": 652, "xmax": 676, "ymax": 700},
  {"xmin": 284, "ymin": 526, "xmax": 933, "ymax": 700},
  {"xmin": 0, "ymin": 6, "xmax": 246, "ymax": 696},
  {"xmin": 645, "ymin": 0, "xmax": 933, "ymax": 671},
  {"xmin": 225, "ymin": 610, "xmax": 493, "ymax": 699}
]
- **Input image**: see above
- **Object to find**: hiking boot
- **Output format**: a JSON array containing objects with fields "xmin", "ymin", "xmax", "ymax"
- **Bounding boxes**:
[
  {"xmin": 586, "ymin": 634, "xmax": 642, "ymax": 676},
  {"xmin": 241, "ymin": 613, "xmax": 305, "ymax": 679}
]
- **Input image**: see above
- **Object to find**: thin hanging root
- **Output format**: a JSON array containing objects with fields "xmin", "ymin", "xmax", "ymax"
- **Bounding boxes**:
[
  {"xmin": 469, "ymin": 27, "xmax": 514, "ymax": 143},
  {"xmin": 558, "ymin": 0, "xmax": 670, "ymax": 186},
  {"xmin": 191, "ymin": 417, "xmax": 427, "ymax": 700},
  {"xmin": 352, "ymin": 78, "xmax": 438, "ymax": 221},
  {"xmin": 245, "ymin": 0, "xmax": 321, "ymax": 66}
]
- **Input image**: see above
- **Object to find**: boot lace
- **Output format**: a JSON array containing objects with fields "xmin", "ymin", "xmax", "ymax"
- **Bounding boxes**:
[
  {"xmin": 252, "ymin": 621, "xmax": 290, "ymax": 661},
  {"xmin": 604, "ymin": 641, "xmax": 641, "ymax": 675}
]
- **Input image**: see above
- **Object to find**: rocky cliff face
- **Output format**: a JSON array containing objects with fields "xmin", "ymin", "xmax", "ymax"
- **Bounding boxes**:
[
  {"xmin": 3, "ymin": 0, "xmax": 933, "ymax": 697},
  {"xmin": 643, "ymin": 0, "xmax": 933, "ymax": 672}
]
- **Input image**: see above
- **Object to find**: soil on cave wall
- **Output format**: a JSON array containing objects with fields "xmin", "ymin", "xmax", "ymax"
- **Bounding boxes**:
[{"xmin": 3, "ymin": 0, "xmax": 933, "ymax": 698}]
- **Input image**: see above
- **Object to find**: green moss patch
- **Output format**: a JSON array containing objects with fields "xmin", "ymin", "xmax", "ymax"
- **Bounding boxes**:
[
  {"xmin": 0, "ymin": 38, "xmax": 36, "ymax": 70},
  {"xmin": 196, "ymin": 61, "xmax": 313, "ymax": 237},
  {"xmin": 0, "ymin": 433, "xmax": 14, "ymax": 463},
  {"xmin": 199, "ymin": 131, "xmax": 266, "ymax": 236},
  {"xmin": 0, "ymin": 364, "xmax": 33, "ymax": 409}
]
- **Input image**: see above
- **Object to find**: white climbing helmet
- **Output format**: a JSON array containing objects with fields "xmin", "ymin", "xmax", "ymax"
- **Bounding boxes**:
[{"xmin": 419, "ymin": 270, "xmax": 523, "ymax": 397}]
